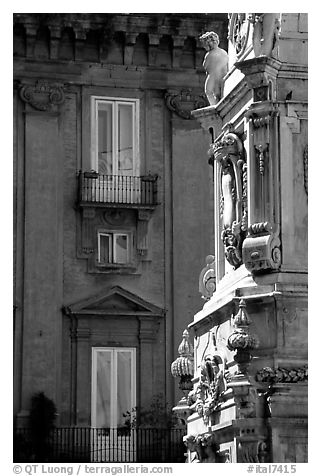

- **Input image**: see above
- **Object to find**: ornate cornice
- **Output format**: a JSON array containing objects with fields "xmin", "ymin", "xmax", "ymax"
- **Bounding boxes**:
[
  {"xmin": 165, "ymin": 89, "xmax": 207, "ymax": 119},
  {"xmin": 14, "ymin": 13, "xmax": 228, "ymax": 68},
  {"xmin": 19, "ymin": 80, "xmax": 65, "ymax": 111}
]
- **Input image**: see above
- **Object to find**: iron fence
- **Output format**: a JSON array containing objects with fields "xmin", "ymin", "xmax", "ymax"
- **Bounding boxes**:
[
  {"xmin": 14, "ymin": 427, "xmax": 186, "ymax": 463},
  {"xmin": 78, "ymin": 172, "xmax": 158, "ymax": 206}
]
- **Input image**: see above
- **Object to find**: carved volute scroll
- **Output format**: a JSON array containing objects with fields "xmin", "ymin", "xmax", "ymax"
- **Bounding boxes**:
[
  {"xmin": 198, "ymin": 255, "xmax": 216, "ymax": 300},
  {"xmin": 165, "ymin": 89, "xmax": 207, "ymax": 119},
  {"xmin": 208, "ymin": 129, "xmax": 247, "ymax": 269},
  {"xmin": 19, "ymin": 80, "xmax": 65, "ymax": 111},
  {"xmin": 228, "ymin": 13, "xmax": 251, "ymax": 60}
]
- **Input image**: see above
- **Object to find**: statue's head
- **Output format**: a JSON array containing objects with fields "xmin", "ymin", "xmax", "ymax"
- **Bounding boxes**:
[{"xmin": 199, "ymin": 31, "xmax": 220, "ymax": 50}]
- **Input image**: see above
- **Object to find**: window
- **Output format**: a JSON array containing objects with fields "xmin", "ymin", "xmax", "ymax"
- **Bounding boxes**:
[
  {"xmin": 98, "ymin": 232, "xmax": 130, "ymax": 265},
  {"xmin": 91, "ymin": 348, "xmax": 136, "ymax": 461},
  {"xmin": 91, "ymin": 347, "xmax": 136, "ymax": 429},
  {"xmin": 91, "ymin": 96, "xmax": 140, "ymax": 177}
]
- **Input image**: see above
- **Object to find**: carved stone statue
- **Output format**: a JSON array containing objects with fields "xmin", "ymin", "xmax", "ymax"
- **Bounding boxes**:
[
  {"xmin": 249, "ymin": 13, "xmax": 280, "ymax": 58},
  {"xmin": 199, "ymin": 31, "xmax": 229, "ymax": 105}
]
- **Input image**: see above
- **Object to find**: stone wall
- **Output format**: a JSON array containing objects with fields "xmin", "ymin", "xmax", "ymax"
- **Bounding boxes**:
[{"xmin": 13, "ymin": 13, "xmax": 222, "ymax": 425}]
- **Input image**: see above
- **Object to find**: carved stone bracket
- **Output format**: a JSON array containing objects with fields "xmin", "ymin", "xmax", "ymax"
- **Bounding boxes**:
[
  {"xmin": 137, "ymin": 209, "xmax": 153, "ymax": 256},
  {"xmin": 19, "ymin": 80, "xmax": 65, "ymax": 111},
  {"xmin": 165, "ymin": 89, "xmax": 207, "ymax": 119},
  {"xmin": 81, "ymin": 208, "xmax": 96, "ymax": 255}
]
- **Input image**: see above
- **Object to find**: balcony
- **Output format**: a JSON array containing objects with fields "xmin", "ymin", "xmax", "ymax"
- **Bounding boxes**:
[{"xmin": 78, "ymin": 172, "xmax": 158, "ymax": 209}]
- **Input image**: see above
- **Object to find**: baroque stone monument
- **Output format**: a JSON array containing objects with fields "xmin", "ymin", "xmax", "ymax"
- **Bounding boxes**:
[{"xmin": 172, "ymin": 13, "xmax": 308, "ymax": 463}]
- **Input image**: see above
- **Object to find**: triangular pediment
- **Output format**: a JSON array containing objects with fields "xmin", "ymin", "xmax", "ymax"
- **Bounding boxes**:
[{"xmin": 65, "ymin": 286, "xmax": 164, "ymax": 317}]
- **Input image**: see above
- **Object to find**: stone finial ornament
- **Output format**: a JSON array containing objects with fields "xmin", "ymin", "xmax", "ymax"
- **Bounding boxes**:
[
  {"xmin": 171, "ymin": 329, "xmax": 194, "ymax": 425},
  {"xmin": 227, "ymin": 299, "xmax": 259, "ymax": 375},
  {"xmin": 171, "ymin": 329, "xmax": 194, "ymax": 392},
  {"xmin": 199, "ymin": 31, "xmax": 229, "ymax": 105}
]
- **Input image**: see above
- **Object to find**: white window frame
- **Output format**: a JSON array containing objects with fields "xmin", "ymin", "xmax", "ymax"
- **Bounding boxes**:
[
  {"xmin": 91, "ymin": 96, "xmax": 140, "ymax": 176},
  {"xmin": 97, "ymin": 231, "xmax": 131, "ymax": 265},
  {"xmin": 91, "ymin": 347, "xmax": 136, "ymax": 429}
]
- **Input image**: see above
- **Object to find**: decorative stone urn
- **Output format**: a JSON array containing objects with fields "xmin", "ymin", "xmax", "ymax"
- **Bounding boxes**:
[
  {"xmin": 227, "ymin": 299, "xmax": 259, "ymax": 375},
  {"xmin": 171, "ymin": 329, "xmax": 194, "ymax": 423}
]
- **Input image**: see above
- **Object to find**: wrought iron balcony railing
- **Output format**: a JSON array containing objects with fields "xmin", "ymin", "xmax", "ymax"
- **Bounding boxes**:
[{"xmin": 78, "ymin": 172, "xmax": 158, "ymax": 207}]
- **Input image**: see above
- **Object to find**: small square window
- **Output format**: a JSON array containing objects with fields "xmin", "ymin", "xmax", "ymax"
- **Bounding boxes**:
[{"xmin": 98, "ymin": 232, "xmax": 130, "ymax": 265}]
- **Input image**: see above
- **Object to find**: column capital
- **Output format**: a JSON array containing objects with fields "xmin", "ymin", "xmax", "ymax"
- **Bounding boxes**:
[{"xmin": 138, "ymin": 316, "xmax": 160, "ymax": 342}]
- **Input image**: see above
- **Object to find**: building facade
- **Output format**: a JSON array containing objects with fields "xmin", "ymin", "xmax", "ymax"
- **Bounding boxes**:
[
  {"xmin": 13, "ymin": 13, "xmax": 228, "ymax": 432},
  {"xmin": 173, "ymin": 13, "xmax": 308, "ymax": 463}
]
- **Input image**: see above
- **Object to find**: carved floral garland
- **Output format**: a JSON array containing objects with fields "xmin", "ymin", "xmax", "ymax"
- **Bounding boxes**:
[
  {"xmin": 188, "ymin": 355, "xmax": 226, "ymax": 424},
  {"xmin": 255, "ymin": 366, "xmax": 308, "ymax": 383}
]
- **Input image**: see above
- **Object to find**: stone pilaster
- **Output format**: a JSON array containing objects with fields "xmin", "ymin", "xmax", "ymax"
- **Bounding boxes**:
[
  {"xmin": 75, "ymin": 327, "xmax": 91, "ymax": 426},
  {"xmin": 138, "ymin": 317, "xmax": 159, "ymax": 410},
  {"xmin": 16, "ymin": 79, "xmax": 65, "ymax": 427}
]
